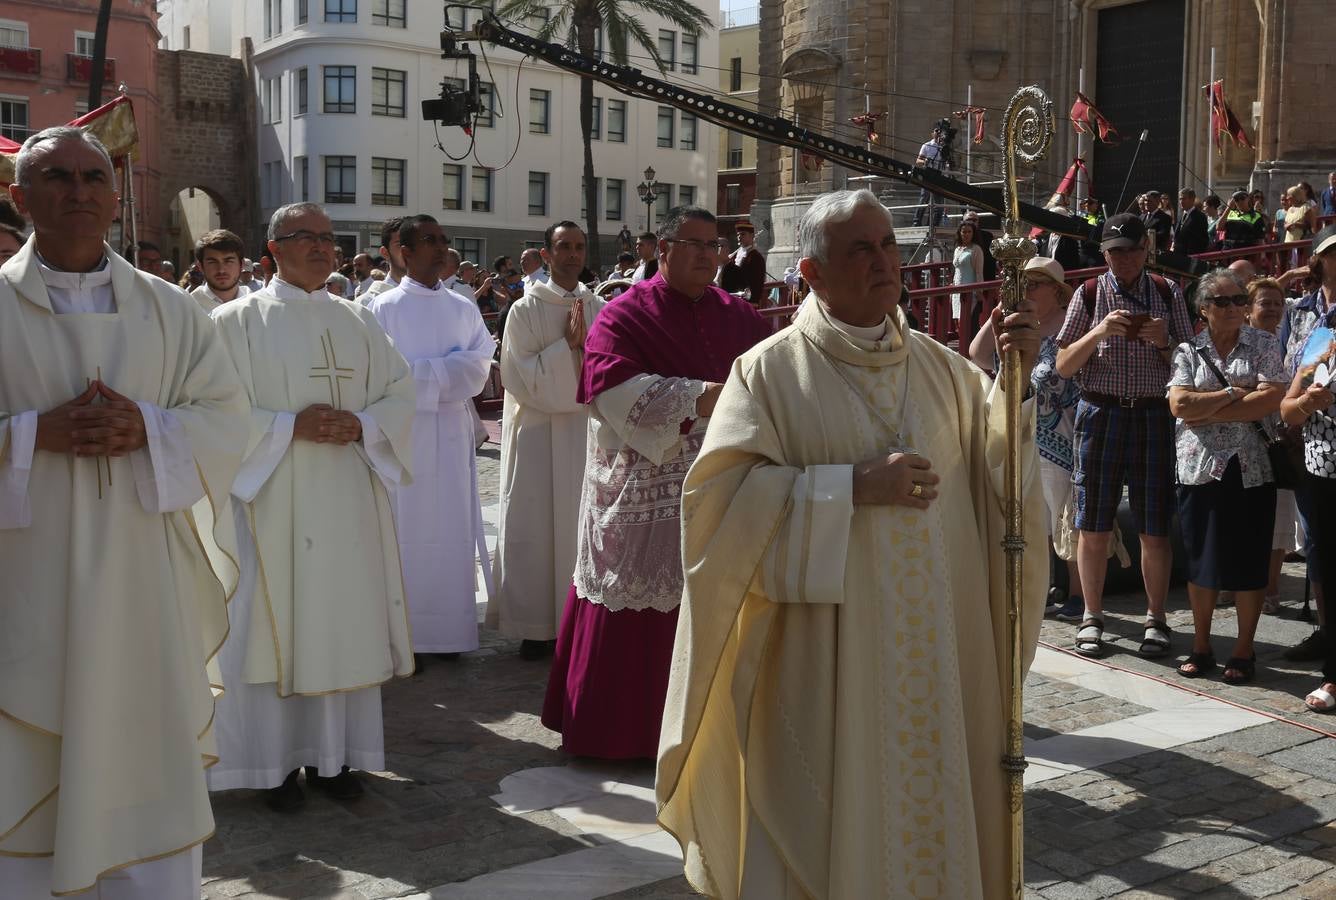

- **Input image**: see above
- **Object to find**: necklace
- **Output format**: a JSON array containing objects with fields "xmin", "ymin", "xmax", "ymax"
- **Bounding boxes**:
[{"xmin": 807, "ymin": 303, "xmax": 917, "ymax": 455}]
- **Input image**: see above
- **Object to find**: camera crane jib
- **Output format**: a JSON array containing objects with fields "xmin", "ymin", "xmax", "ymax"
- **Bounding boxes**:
[{"xmin": 424, "ymin": 7, "xmax": 1216, "ymax": 276}]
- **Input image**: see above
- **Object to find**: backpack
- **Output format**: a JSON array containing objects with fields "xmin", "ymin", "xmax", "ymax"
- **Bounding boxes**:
[{"xmin": 1082, "ymin": 273, "xmax": 1174, "ymax": 319}]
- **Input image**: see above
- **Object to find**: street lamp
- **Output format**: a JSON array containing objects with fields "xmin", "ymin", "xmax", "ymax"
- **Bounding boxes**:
[{"xmin": 637, "ymin": 166, "xmax": 661, "ymax": 230}]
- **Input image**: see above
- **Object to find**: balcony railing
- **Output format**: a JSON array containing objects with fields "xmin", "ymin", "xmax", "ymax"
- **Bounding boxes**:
[
  {"xmin": 66, "ymin": 53, "xmax": 115, "ymax": 84},
  {"xmin": 0, "ymin": 46, "xmax": 40, "ymax": 77}
]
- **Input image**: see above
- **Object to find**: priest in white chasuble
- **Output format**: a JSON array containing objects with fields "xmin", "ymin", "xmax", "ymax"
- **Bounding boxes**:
[
  {"xmin": 487, "ymin": 221, "xmax": 606, "ymax": 660},
  {"xmin": 209, "ymin": 202, "xmax": 416, "ymax": 810},
  {"xmin": 370, "ymin": 215, "xmax": 495, "ymax": 657},
  {"xmin": 0, "ymin": 127, "xmax": 248, "ymax": 899},
  {"xmin": 657, "ymin": 190, "xmax": 1050, "ymax": 900}
]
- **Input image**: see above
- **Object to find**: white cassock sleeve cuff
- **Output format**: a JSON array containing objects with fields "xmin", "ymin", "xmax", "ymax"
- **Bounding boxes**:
[
  {"xmin": 232, "ymin": 411, "xmax": 295, "ymax": 502},
  {"xmin": 354, "ymin": 411, "xmax": 406, "ymax": 485},
  {"xmin": 758, "ymin": 464, "xmax": 853, "ymax": 604},
  {"xmin": 0, "ymin": 410, "xmax": 37, "ymax": 529},
  {"xmin": 131, "ymin": 402, "xmax": 206, "ymax": 514}
]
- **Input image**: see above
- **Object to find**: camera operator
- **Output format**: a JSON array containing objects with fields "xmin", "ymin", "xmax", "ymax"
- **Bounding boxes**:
[{"xmin": 912, "ymin": 119, "xmax": 954, "ymax": 227}]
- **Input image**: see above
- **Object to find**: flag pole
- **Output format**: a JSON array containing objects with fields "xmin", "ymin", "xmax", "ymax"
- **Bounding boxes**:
[
  {"xmin": 994, "ymin": 84, "xmax": 1054, "ymax": 900},
  {"xmin": 966, "ymin": 83, "xmax": 973, "ymax": 186},
  {"xmin": 1075, "ymin": 68, "xmax": 1085, "ymax": 202},
  {"xmin": 1207, "ymin": 47, "xmax": 1215, "ymax": 197}
]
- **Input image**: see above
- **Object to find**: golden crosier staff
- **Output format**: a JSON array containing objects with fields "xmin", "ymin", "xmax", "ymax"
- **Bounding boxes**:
[{"xmin": 993, "ymin": 84, "xmax": 1054, "ymax": 900}]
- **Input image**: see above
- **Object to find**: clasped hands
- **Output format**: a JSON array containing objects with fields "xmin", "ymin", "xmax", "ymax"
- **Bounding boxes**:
[
  {"xmin": 294, "ymin": 404, "xmax": 362, "ymax": 444},
  {"xmin": 36, "ymin": 381, "xmax": 147, "ymax": 457}
]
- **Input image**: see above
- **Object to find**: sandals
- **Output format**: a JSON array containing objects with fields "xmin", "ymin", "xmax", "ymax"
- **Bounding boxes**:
[
  {"xmin": 1075, "ymin": 617, "xmax": 1104, "ymax": 658},
  {"xmin": 1140, "ymin": 619, "xmax": 1173, "ymax": 658},
  {"xmin": 1221, "ymin": 654, "xmax": 1256, "ymax": 685},
  {"xmin": 1263, "ymin": 595, "xmax": 1281, "ymax": 615},
  {"xmin": 1305, "ymin": 687, "xmax": 1336, "ymax": 713},
  {"xmin": 1177, "ymin": 651, "xmax": 1217, "ymax": 678}
]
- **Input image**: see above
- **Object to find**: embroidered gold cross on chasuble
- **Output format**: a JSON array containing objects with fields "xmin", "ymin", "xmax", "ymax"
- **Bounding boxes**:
[{"xmin": 310, "ymin": 329, "xmax": 356, "ymax": 408}]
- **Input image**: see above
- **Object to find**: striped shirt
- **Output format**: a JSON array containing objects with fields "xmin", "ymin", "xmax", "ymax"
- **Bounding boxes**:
[{"xmin": 1056, "ymin": 269, "xmax": 1194, "ymax": 399}]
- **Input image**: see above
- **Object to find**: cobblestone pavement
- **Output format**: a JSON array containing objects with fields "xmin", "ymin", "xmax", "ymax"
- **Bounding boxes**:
[{"xmin": 202, "ymin": 446, "xmax": 1336, "ymax": 899}]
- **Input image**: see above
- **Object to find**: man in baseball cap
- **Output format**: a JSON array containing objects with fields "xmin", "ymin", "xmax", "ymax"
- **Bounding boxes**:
[
  {"xmin": 1055, "ymin": 208, "xmax": 1194, "ymax": 661},
  {"xmin": 1100, "ymin": 212, "xmax": 1147, "ymax": 251}
]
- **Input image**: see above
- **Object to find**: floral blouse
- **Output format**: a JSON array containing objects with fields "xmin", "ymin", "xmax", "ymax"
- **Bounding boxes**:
[
  {"xmin": 1168, "ymin": 326, "xmax": 1287, "ymax": 488},
  {"xmin": 1032, "ymin": 336, "xmax": 1080, "ymax": 471}
]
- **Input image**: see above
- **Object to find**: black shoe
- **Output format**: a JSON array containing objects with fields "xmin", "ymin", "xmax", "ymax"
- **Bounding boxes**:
[
  {"xmin": 1044, "ymin": 587, "xmax": 1066, "ymax": 617},
  {"xmin": 265, "ymin": 769, "xmax": 305, "ymax": 812},
  {"xmin": 519, "ymin": 639, "xmax": 551, "ymax": 661},
  {"xmin": 1284, "ymin": 630, "xmax": 1327, "ymax": 662},
  {"xmin": 304, "ymin": 766, "xmax": 364, "ymax": 800},
  {"xmin": 1054, "ymin": 597, "xmax": 1086, "ymax": 622}
]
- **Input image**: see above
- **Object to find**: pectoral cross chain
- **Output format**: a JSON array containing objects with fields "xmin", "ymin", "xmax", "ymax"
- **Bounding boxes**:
[{"xmin": 310, "ymin": 329, "xmax": 355, "ymax": 409}]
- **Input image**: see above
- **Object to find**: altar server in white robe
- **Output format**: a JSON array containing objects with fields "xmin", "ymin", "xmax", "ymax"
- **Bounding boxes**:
[
  {"xmin": 190, "ymin": 228, "xmax": 249, "ymax": 313},
  {"xmin": 209, "ymin": 202, "xmax": 416, "ymax": 811},
  {"xmin": 0, "ymin": 127, "xmax": 248, "ymax": 898},
  {"xmin": 370, "ymin": 215, "xmax": 496, "ymax": 657},
  {"xmin": 487, "ymin": 221, "xmax": 605, "ymax": 659},
  {"xmin": 657, "ymin": 191, "xmax": 1049, "ymax": 899}
]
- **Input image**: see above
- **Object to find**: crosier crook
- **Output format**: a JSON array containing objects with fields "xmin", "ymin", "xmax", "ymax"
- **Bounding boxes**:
[{"xmin": 993, "ymin": 84, "xmax": 1055, "ymax": 900}]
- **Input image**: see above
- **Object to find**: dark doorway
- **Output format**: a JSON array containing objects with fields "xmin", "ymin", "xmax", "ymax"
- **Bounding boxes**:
[{"xmin": 1092, "ymin": 0, "xmax": 1186, "ymax": 215}]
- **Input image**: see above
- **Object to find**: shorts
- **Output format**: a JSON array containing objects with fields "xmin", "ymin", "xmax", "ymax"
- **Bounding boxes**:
[{"xmin": 1071, "ymin": 399, "xmax": 1175, "ymax": 537}]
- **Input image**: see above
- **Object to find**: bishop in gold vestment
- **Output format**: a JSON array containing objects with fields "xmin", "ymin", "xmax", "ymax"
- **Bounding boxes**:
[{"xmin": 656, "ymin": 191, "xmax": 1048, "ymax": 899}]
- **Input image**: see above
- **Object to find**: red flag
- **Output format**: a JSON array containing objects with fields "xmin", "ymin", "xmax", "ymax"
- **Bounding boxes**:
[
  {"xmin": 0, "ymin": 135, "xmax": 17, "ymax": 186},
  {"xmin": 1028, "ymin": 158, "xmax": 1090, "ymax": 238},
  {"xmin": 1069, "ymin": 92, "xmax": 1120, "ymax": 144},
  {"xmin": 848, "ymin": 111, "xmax": 886, "ymax": 144},
  {"xmin": 1209, "ymin": 80, "xmax": 1252, "ymax": 150},
  {"xmin": 799, "ymin": 150, "xmax": 825, "ymax": 172},
  {"xmin": 953, "ymin": 106, "xmax": 987, "ymax": 145}
]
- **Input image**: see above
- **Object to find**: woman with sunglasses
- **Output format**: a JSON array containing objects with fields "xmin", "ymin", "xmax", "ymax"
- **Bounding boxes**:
[{"xmin": 1168, "ymin": 269, "xmax": 1286, "ymax": 683}]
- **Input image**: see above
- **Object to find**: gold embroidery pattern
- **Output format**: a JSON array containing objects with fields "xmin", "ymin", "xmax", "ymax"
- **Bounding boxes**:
[
  {"xmin": 310, "ymin": 329, "xmax": 355, "ymax": 409},
  {"xmin": 846, "ymin": 360, "xmax": 973, "ymax": 898}
]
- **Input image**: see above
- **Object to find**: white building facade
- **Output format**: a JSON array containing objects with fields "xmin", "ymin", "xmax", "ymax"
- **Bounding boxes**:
[{"xmin": 159, "ymin": 0, "xmax": 719, "ymax": 266}]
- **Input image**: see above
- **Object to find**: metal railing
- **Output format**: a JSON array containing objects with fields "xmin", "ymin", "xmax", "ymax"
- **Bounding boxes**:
[
  {"xmin": 758, "ymin": 239, "xmax": 1318, "ymax": 354},
  {"xmin": 467, "ymin": 239, "xmax": 1322, "ymax": 412}
]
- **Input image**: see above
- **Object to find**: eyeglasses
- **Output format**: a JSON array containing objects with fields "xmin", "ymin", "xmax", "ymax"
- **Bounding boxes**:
[
  {"xmin": 663, "ymin": 238, "xmax": 728, "ymax": 253},
  {"xmin": 273, "ymin": 230, "xmax": 337, "ymax": 247},
  {"xmin": 1207, "ymin": 293, "xmax": 1250, "ymax": 307}
]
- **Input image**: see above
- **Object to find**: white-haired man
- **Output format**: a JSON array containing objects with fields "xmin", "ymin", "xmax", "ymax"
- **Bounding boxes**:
[
  {"xmin": 657, "ymin": 189, "xmax": 1048, "ymax": 898},
  {"xmin": 0, "ymin": 126, "xmax": 249, "ymax": 898},
  {"xmin": 209, "ymin": 201, "xmax": 417, "ymax": 811}
]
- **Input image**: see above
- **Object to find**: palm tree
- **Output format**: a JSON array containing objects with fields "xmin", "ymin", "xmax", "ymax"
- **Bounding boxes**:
[{"xmin": 486, "ymin": 0, "xmax": 711, "ymax": 268}]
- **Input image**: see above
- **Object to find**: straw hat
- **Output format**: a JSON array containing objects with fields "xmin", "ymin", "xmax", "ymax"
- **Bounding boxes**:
[{"xmin": 1023, "ymin": 256, "xmax": 1074, "ymax": 305}]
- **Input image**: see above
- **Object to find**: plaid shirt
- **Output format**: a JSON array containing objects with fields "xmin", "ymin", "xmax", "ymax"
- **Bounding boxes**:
[{"xmin": 1056, "ymin": 269, "xmax": 1194, "ymax": 399}]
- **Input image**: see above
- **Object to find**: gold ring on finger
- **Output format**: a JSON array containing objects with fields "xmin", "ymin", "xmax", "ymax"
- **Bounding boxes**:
[{"xmin": 910, "ymin": 483, "xmax": 924, "ymax": 499}]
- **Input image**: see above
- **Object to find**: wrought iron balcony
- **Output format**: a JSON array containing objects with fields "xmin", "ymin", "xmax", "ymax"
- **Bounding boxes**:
[
  {"xmin": 0, "ymin": 46, "xmax": 40, "ymax": 77},
  {"xmin": 66, "ymin": 53, "xmax": 115, "ymax": 84}
]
